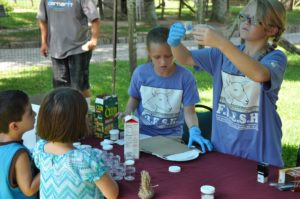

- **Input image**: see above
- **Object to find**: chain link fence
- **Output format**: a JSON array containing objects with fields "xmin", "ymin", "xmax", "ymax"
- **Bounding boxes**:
[{"xmin": 0, "ymin": 0, "xmax": 51, "ymax": 95}]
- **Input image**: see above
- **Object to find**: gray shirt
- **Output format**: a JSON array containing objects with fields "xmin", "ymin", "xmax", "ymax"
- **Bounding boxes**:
[{"xmin": 37, "ymin": 0, "xmax": 99, "ymax": 59}]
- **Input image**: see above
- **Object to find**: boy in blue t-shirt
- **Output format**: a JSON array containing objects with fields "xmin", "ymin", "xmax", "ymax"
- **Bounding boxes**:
[
  {"xmin": 0, "ymin": 90, "xmax": 40, "ymax": 198},
  {"xmin": 120, "ymin": 27, "xmax": 212, "ymax": 153}
]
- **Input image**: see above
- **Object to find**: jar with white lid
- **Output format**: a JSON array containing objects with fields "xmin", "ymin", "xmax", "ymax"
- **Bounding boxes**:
[
  {"xmin": 109, "ymin": 129, "xmax": 119, "ymax": 141},
  {"xmin": 200, "ymin": 185, "xmax": 215, "ymax": 199},
  {"xmin": 124, "ymin": 159, "xmax": 135, "ymax": 181}
]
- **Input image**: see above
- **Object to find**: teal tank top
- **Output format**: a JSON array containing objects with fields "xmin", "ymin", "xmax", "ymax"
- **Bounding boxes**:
[{"xmin": 0, "ymin": 141, "xmax": 38, "ymax": 199}]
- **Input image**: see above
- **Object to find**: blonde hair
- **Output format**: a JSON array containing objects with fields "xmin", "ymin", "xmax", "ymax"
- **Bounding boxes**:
[{"xmin": 244, "ymin": 0, "xmax": 287, "ymax": 48}]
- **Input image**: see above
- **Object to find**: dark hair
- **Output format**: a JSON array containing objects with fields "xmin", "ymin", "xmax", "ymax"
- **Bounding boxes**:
[
  {"xmin": 37, "ymin": 87, "xmax": 88, "ymax": 142},
  {"xmin": 0, "ymin": 90, "xmax": 29, "ymax": 133},
  {"xmin": 146, "ymin": 27, "xmax": 170, "ymax": 49}
]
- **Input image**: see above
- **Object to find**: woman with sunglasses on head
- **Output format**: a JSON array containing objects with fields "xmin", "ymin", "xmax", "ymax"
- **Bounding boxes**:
[{"xmin": 167, "ymin": 0, "xmax": 286, "ymax": 167}]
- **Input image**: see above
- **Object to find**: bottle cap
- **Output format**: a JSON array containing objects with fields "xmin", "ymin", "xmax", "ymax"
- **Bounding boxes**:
[
  {"xmin": 80, "ymin": 144, "xmax": 92, "ymax": 149},
  {"xmin": 125, "ymin": 159, "xmax": 135, "ymax": 166},
  {"xmin": 100, "ymin": 139, "xmax": 113, "ymax": 146},
  {"xmin": 73, "ymin": 142, "xmax": 81, "ymax": 148},
  {"xmin": 168, "ymin": 165, "xmax": 181, "ymax": 173},
  {"xmin": 102, "ymin": 144, "xmax": 113, "ymax": 151},
  {"xmin": 200, "ymin": 185, "xmax": 215, "ymax": 194}
]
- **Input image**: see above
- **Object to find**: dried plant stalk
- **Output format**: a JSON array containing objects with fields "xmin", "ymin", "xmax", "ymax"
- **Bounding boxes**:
[{"xmin": 138, "ymin": 170, "xmax": 155, "ymax": 199}]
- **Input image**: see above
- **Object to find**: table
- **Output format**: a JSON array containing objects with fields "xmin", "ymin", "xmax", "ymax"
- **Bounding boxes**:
[{"xmin": 82, "ymin": 137, "xmax": 298, "ymax": 199}]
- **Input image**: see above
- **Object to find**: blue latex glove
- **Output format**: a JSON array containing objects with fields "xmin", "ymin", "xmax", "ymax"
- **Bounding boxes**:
[
  {"xmin": 167, "ymin": 22, "xmax": 186, "ymax": 47},
  {"xmin": 188, "ymin": 126, "xmax": 213, "ymax": 153}
]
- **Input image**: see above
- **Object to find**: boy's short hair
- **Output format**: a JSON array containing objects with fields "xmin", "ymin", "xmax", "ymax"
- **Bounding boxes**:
[
  {"xmin": 0, "ymin": 90, "xmax": 29, "ymax": 133},
  {"xmin": 37, "ymin": 87, "xmax": 88, "ymax": 142},
  {"xmin": 146, "ymin": 26, "xmax": 169, "ymax": 48}
]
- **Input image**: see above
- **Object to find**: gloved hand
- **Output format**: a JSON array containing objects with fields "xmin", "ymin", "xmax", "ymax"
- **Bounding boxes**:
[
  {"xmin": 188, "ymin": 126, "xmax": 213, "ymax": 153},
  {"xmin": 167, "ymin": 22, "xmax": 186, "ymax": 47}
]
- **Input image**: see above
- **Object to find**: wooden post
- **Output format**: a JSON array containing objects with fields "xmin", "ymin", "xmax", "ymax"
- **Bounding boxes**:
[
  {"xmin": 98, "ymin": 0, "xmax": 104, "ymax": 19},
  {"xmin": 127, "ymin": 0, "xmax": 137, "ymax": 77},
  {"xmin": 112, "ymin": 0, "xmax": 118, "ymax": 94}
]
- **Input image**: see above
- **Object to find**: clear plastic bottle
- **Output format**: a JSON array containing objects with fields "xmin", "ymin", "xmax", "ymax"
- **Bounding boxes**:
[{"xmin": 200, "ymin": 185, "xmax": 215, "ymax": 199}]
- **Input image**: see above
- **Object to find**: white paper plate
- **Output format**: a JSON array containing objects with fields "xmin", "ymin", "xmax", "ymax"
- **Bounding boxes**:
[{"xmin": 163, "ymin": 149, "xmax": 200, "ymax": 162}]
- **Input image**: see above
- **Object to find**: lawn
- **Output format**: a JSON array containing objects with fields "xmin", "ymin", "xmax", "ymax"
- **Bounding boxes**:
[
  {"xmin": 1, "ymin": 1, "xmax": 299, "ymax": 45},
  {"xmin": 0, "ymin": 50, "xmax": 299, "ymax": 167}
]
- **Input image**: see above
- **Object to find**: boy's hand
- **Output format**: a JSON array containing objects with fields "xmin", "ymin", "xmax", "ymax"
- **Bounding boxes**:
[
  {"xmin": 167, "ymin": 22, "xmax": 186, "ymax": 47},
  {"xmin": 188, "ymin": 126, "xmax": 213, "ymax": 153}
]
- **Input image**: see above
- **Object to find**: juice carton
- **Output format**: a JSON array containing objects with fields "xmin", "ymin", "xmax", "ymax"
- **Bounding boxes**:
[
  {"xmin": 124, "ymin": 115, "xmax": 140, "ymax": 160},
  {"xmin": 86, "ymin": 106, "xmax": 95, "ymax": 136},
  {"xmin": 94, "ymin": 95, "xmax": 118, "ymax": 139}
]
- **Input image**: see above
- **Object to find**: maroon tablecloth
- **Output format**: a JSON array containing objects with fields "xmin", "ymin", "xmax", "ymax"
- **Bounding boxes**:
[{"xmin": 82, "ymin": 137, "xmax": 298, "ymax": 199}]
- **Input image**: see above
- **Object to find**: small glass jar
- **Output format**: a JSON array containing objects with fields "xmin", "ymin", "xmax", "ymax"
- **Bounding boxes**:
[
  {"xmin": 200, "ymin": 185, "xmax": 215, "ymax": 199},
  {"xmin": 124, "ymin": 159, "xmax": 135, "ymax": 181}
]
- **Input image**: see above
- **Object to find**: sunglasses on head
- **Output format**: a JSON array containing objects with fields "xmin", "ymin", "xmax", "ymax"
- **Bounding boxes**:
[{"xmin": 238, "ymin": 13, "xmax": 261, "ymax": 26}]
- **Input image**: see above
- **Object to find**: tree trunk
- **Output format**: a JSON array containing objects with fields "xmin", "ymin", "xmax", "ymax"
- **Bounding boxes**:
[
  {"xmin": 127, "ymin": 0, "xmax": 137, "ymax": 77},
  {"xmin": 195, "ymin": 0, "xmax": 206, "ymax": 24},
  {"xmin": 211, "ymin": 0, "xmax": 229, "ymax": 23},
  {"xmin": 280, "ymin": 0, "xmax": 294, "ymax": 11},
  {"xmin": 143, "ymin": 0, "xmax": 157, "ymax": 28}
]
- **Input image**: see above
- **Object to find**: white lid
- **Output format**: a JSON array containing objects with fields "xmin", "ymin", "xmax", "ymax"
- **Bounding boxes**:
[
  {"xmin": 80, "ymin": 144, "xmax": 92, "ymax": 149},
  {"xmin": 109, "ymin": 129, "xmax": 119, "ymax": 135},
  {"xmin": 102, "ymin": 144, "xmax": 113, "ymax": 151},
  {"xmin": 200, "ymin": 185, "xmax": 215, "ymax": 194},
  {"xmin": 100, "ymin": 139, "xmax": 114, "ymax": 146},
  {"xmin": 168, "ymin": 166, "xmax": 181, "ymax": 173},
  {"xmin": 125, "ymin": 159, "xmax": 135, "ymax": 166},
  {"xmin": 73, "ymin": 142, "xmax": 81, "ymax": 147}
]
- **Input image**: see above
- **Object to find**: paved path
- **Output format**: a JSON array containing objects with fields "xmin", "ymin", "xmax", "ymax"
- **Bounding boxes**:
[{"xmin": 0, "ymin": 32, "xmax": 299, "ymax": 69}]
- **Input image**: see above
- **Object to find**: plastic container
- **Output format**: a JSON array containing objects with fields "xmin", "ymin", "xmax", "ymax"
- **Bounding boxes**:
[
  {"xmin": 200, "ymin": 185, "xmax": 215, "ymax": 199},
  {"xmin": 109, "ymin": 129, "xmax": 119, "ymax": 141},
  {"xmin": 124, "ymin": 159, "xmax": 135, "ymax": 181},
  {"xmin": 102, "ymin": 144, "xmax": 113, "ymax": 151},
  {"xmin": 100, "ymin": 139, "xmax": 114, "ymax": 146},
  {"xmin": 168, "ymin": 165, "xmax": 181, "ymax": 173}
]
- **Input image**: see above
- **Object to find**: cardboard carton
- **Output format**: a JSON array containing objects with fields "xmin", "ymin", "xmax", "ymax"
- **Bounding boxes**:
[
  {"xmin": 124, "ymin": 115, "xmax": 139, "ymax": 160},
  {"xmin": 86, "ymin": 106, "xmax": 95, "ymax": 136},
  {"xmin": 278, "ymin": 167, "xmax": 300, "ymax": 183},
  {"xmin": 94, "ymin": 95, "xmax": 118, "ymax": 139}
]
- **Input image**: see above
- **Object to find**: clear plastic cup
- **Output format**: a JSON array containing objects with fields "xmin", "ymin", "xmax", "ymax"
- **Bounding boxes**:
[
  {"xmin": 183, "ymin": 21, "xmax": 193, "ymax": 35},
  {"xmin": 113, "ymin": 163, "xmax": 125, "ymax": 181}
]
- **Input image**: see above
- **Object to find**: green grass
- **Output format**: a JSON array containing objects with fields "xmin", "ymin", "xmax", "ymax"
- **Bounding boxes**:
[
  {"xmin": 1, "ymin": 1, "xmax": 299, "ymax": 44},
  {"xmin": 1, "ymin": 52, "xmax": 299, "ymax": 167},
  {"xmin": 0, "ymin": 12, "xmax": 37, "ymax": 28}
]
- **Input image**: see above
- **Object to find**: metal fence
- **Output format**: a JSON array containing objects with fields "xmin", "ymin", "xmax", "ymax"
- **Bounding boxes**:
[{"xmin": 0, "ymin": 0, "xmax": 50, "ymax": 94}]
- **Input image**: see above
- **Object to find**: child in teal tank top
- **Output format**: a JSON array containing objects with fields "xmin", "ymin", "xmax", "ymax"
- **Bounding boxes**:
[{"xmin": 0, "ymin": 90, "xmax": 40, "ymax": 199}]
